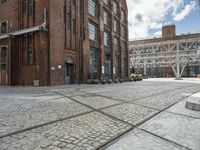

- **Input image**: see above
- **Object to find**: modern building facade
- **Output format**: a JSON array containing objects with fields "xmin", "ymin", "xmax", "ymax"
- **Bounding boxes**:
[
  {"xmin": 0, "ymin": 0, "xmax": 129, "ymax": 86},
  {"xmin": 129, "ymin": 25, "xmax": 200, "ymax": 78}
]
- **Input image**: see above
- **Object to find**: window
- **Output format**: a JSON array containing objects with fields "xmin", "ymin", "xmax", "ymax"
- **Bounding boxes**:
[
  {"xmin": 0, "ymin": 47, "xmax": 6, "ymax": 57},
  {"xmin": 103, "ymin": 10, "xmax": 110, "ymax": 27},
  {"xmin": 73, "ymin": 19, "xmax": 76, "ymax": 34},
  {"xmin": 115, "ymin": 55, "xmax": 120, "ymax": 77},
  {"xmin": 28, "ymin": 34, "xmax": 33, "ymax": 44},
  {"xmin": 122, "ymin": 25, "xmax": 126, "ymax": 39},
  {"xmin": 27, "ymin": 51, "xmax": 34, "ymax": 65},
  {"xmin": 23, "ymin": 0, "xmax": 27, "ymax": 14},
  {"xmin": 0, "ymin": 21, "xmax": 8, "ymax": 34},
  {"xmin": 122, "ymin": 10, "xmax": 126, "ymax": 22},
  {"xmin": 104, "ymin": 54, "xmax": 111, "ymax": 77},
  {"xmin": 113, "ymin": 19, "xmax": 119, "ymax": 33},
  {"xmin": 104, "ymin": 31, "xmax": 110, "ymax": 47},
  {"xmin": 29, "ymin": 0, "xmax": 33, "ymax": 16},
  {"xmin": 122, "ymin": 41, "xmax": 127, "ymax": 50},
  {"xmin": 88, "ymin": 0, "xmax": 98, "ymax": 17},
  {"xmin": 114, "ymin": 37, "xmax": 119, "ymax": 51},
  {"xmin": 113, "ymin": 1, "xmax": 119, "ymax": 16},
  {"xmin": 0, "ymin": 0, "xmax": 6, "ymax": 4},
  {"xmin": 90, "ymin": 47, "xmax": 99, "ymax": 78},
  {"xmin": 88, "ymin": 22, "xmax": 98, "ymax": 41},
  {"xmin": 24, "ymin": 34, "xmax": 32, "ymax": 44},
  {"xmin": 103, "ymin": 0, "xmax": 110, "ymax": 6},
  {"xmin": 0, "ymin": 64, "xmax": 6, "ymax": 70},
  {"xmin": 72, "ymin": 19, "xmax": 76, "ymax": 49},
  {"xmin": 67, "ymin": 13, "xmax": 71, "ymax": 29}
]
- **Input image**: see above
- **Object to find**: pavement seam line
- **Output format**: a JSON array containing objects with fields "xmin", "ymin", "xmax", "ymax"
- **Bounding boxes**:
[
  {"xmin": 165, "ymin": 110, "xmax": 200, "ymax": 120},
  {"xmin": 138, "ymin": 128, "xmax": 192, "ymax": 150},
  {"xmin": 55, "ymin": 91, "xmax": 134, "ymax": 127},
  {"xmin": 99, "ymin": 89, "xmax": 200, "ymax": 150},
  {"xmin": 0, "ymin": 110, "xmax": 94, "ymax": 139}
]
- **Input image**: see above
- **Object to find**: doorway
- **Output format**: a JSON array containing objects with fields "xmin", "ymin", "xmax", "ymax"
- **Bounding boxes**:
[
  {"xmin": 104, "ymin": 54, "xmax": 111, "ymax": 78},
  {"xmin": 65, "ymin": 64, "xmax": 73, "ymax": 84}
]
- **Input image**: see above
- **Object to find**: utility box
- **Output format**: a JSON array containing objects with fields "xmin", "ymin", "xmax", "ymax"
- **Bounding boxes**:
[{"xmin": 33, "ymin": 80, "xmax": 39, "ymax": 86}]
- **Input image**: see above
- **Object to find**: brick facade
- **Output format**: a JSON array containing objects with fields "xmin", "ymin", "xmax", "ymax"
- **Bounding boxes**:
[{"xmin": 0, "ymin": 0, "xmax": 129, "ymax": 86}]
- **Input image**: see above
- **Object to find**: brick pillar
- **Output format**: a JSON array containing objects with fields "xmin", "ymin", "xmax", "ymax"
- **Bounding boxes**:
[
  {"xmin": 110, "ymin": 0, "xmax": 116, "ymax": 80},
  {"xmin": 82, "ymin": 0, "xmax": 90, "ymax": 82},
  {"xmin": 119, "ymin": 3, "xmax": 123, "ymax": 78},
  {"xmin": 7, "ymin": 37, "xmax": 12, "ymax": 85},
  {"xmin": 99, "ymin": 1, "xmax": 104, "ymax": 79}
]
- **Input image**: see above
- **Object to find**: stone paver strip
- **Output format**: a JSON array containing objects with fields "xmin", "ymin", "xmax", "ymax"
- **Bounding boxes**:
[
  {"xmin": 106, "ymin": 128, "xmax": 185, "ymax": 150},
  {"xmin": 140, "ymin": 112, "xmax": 200, "ymax": 150},
  {"xmin": 0, "ymin": 112, "xmax": 131, "ymax": 150},
  {"xmin": 133, "ymin": 86, "xmax": 200, "ymax": 110},
  {"xmin": 102, "ymin": 103, "xmax": 158, "ymax": 125},
  {"xmin": 57, "ymin": 90, "xmax": 88, "ymax": 97}
]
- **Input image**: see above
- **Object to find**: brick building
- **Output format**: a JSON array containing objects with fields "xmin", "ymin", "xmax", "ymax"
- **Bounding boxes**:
[
  {"xmin": 0, "ymin": 0, "xmax": 129, "ymax": 86},
  {"xmin": 129, "ymin": 25, "xmax": 200, "ymax": 78}
]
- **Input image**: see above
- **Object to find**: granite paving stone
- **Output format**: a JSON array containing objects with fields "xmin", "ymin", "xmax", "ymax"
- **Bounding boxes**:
[
  {"xmin": 105, "ymin": 128, "xmax": 186, "ymax": 150},
  {"xmin": 140, "ymin": 112, "xmax": 200, "ymax": 150}
]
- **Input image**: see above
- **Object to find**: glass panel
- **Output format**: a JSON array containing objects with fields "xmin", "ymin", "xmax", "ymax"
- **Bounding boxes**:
[
  {"xmin": 88, "ymin": 0, "xmax": 97, "ymax": 17},
  {"xmin": 88, "ymin": 22, "xmax": 97, "ymax": 41},
  {"xmin": 104, "ymin": 54, "xmax": 111, "ymax": 77},
  {"xmin": 90, "ymin": 47, "xmax": 99, "ymax": 78},
  {"xmin": 104, "ymin": 31, "xmax": 110, "ymax": 47},
  {"xmin": 0, "ymin": 47, "xmax": 6, "ymax": 57},
  {"xmin": 115, "ymin": 55, "xmax": 120, "ymax": 77}
]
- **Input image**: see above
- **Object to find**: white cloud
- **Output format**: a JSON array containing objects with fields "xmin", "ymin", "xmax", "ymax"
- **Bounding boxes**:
[
  {"xmin": 154, "ymin": 30, "xmax": 162, "ymax": 36},
  {"xmin": 173, "ymin": 1, "xmax": 196, "ymax": 21},
  {"xmin": 127, "ymin": 0, "xmax": 196, "ymax": 39}
]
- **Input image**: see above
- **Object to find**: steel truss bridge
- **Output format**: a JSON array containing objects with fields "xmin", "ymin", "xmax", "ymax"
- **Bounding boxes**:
[{"xmin": 129, "ymin": 37, "xmax": 200, "ymax": 79}]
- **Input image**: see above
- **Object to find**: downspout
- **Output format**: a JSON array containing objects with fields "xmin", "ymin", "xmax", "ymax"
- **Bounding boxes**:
[{"xmin": 45, "ymin": 6, "xmax": 50, "ymax": 86}]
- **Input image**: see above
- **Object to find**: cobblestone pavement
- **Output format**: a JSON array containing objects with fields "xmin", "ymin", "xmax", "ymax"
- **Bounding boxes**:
[
  {"xmin": 71, "ymin": 94, "xmax": 120, "ymax": 109},
  {"xmin": 132, "ymin": 86, "xmax": 200, "ymax": 110},
  {"xmin": 0, "ymin": 96, "xmax": 91, "ymax": 136},
  {"xmin": 0, "ymin": 80, "xmax": 200, "ymax": 150},
  {"xmin": 0, "ymin": 112, "xmax": 131, "ymax": 150},
  {"xmin": 102, "ymin": 104, "xmax": 158, "ymax": 125}
]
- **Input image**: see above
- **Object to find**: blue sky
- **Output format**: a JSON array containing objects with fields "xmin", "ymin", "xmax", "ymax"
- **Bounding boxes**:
[{"xmin": 127, "ymin": 0, "xmax": 200, "ymax": 39}]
